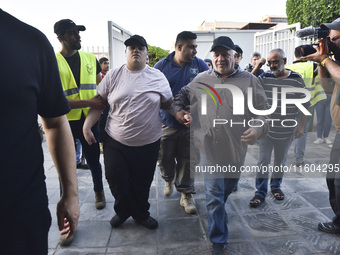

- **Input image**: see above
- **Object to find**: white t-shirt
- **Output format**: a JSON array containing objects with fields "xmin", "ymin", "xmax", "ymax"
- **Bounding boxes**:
[{"xmin": 97, "ymin": 64, "xmax": 172, "ymax": 146}]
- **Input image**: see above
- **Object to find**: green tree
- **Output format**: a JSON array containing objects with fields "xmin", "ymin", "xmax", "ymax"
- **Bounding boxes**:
[
  {"xmin": 286, "ymin": 0, "xmax": 340, "ymax": 28},
  {"xmin": 147, "ymin": 45, "xmax": 169, "ymax": 67}
]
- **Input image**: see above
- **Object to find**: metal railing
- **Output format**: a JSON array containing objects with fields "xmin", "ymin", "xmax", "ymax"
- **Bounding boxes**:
[{"xmin": 254, "ymin": 23, "xmax": 310, "ymax": 66}]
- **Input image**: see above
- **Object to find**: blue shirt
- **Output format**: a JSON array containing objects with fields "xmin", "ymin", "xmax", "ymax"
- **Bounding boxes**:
[{"xmin": 154, "ymin": 52, "xmax": 209, "ymax": 128}]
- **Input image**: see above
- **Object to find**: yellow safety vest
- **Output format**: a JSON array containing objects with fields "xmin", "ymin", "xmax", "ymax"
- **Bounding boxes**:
[
  {"xmin": 286, "ymin": 61, "xmax": 326, "ymax": 107},
  {"xmin": 56, "ymin": 51, "xmax": 97, "ymax": 121}
]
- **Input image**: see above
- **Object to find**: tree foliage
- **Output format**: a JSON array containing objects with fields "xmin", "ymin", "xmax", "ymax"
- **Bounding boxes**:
[
  {"xmin": 286, "ymin": 0, "xmax": 340, "ymax": 28},
  {"xmin": 147, "ymin": 44, "xmax": 169, "ymax": 67}
]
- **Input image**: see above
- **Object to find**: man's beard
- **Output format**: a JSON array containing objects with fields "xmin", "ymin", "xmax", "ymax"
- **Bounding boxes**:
[
  {"xmin": 72, "ymin": 45, "xmax": 81, "ymax": 50},
  {"xmin": 328, "ymin": 41, "xmax": 340, "ymax": 61},
  {"xmin": 271, "ymin": 68, "xmax": 282, "ymax": 77},
  {"xmin": 71, "ymin": 42, "xmax": 81, "ymax": 50}
]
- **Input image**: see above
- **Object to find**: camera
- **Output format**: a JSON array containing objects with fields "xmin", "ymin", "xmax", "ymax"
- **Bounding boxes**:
[
  {"xmin": 296, "ymin": 26, "xmax": 330, "ymax": 56},
  {"xmin": 300, "ymin": 44, "xmax": 318, "ymax": 56},
  {"xmin": 296, "ymin": 26, "xmax": 329, "ymax": 39}
]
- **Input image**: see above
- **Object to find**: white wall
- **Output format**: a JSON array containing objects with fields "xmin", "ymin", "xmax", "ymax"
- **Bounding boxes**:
[{"xmin": 194, "ymin": 29, "xmax": 266, "ymax": 69}]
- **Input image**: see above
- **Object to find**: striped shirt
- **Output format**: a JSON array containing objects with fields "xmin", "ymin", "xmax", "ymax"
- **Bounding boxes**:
[{"xmin": 259, "ymin": 70, "xmax": 308, "ymax": 140}]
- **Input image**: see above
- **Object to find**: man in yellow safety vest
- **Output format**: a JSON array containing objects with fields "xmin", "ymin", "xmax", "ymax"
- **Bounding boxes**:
[{"xmin": 54, "ymin": 18, "xmax": 107, "ymax": 246}]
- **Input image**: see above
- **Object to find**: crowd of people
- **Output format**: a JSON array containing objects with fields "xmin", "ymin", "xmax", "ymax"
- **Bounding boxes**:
[{"xmin": 2, "ymin": 8, "xmax": 340, "ymax": 255}]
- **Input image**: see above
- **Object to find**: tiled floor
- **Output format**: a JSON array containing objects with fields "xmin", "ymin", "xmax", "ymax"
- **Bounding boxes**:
[{"xmin": 45, "ymin": 130, "xmax": 340, "ymax": 255}]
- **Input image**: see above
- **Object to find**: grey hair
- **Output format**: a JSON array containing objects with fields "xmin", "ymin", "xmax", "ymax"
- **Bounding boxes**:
[
  {"xmin": 251, "ymin": 52, "xmax": 261, "ymax": 58},
  {"xmin": 269, "ymin": 48, "xmax": 286, "ymax": 59}
]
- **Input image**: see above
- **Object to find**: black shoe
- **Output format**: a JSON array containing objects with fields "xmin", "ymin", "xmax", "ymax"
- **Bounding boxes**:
[
  {"xmin": 110, "ymin": 215, "xmax": 127, "ymax": 228},
  {"xmin": 212, "ymin": 243, "xmax": 225, "ymax": 255},
  {"xmin": 77, "ymin": 162, "xmax": 89, "ymax": 169},
  {"xmin": 295, "ymin": 161, "xmax": 304, "ymax": 167},
  {"xmin": 318, "ymin": 222, "xmax": 340, "ymax": 234},
  {"xmin": 138, "ymin": 216, "xmax": 158, "ymax": 229}
]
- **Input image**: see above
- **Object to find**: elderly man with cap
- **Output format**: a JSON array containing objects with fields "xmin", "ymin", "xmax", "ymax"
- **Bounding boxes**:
[
  {"xmin": 302, "ymin": 17, "xmax": 340, "ymax": 234},
  {"xmin": 173, "ymin": 36, "xmax": 269, "ymax": 254},
  {"xmin": 54, "ymin": 19, "xmax": 106, "ymax": 245},
  {"xmin": 83, "ymin": 35, "xmax": 173, "ymax": 230}
]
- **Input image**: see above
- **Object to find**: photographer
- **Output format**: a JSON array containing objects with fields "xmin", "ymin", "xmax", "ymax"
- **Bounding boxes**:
[{"xmin": 301, "ymin": 17, "xmax": 340, "ymax": 234}]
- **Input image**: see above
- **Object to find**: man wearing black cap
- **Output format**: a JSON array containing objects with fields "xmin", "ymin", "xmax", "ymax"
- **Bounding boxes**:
[
  {"xmin": 54, "ymin": 19, "xmax": 106, "ymax": 245},
  {"xmin": 173, "ymin": 36, "xmax": 269, "ymax": 254},
  {"xmin": 83, "ymin": 35, "xmax": 173, "ymax": 230},
  {"xmin": 302, "ymin": 17, "xmax": 340, "ymax": 234}
]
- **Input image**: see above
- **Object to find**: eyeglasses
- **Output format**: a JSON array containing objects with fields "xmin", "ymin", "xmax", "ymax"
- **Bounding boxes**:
[{"xmin": 266, "ymin": 60, "xmax": 280, "ymax": 66}]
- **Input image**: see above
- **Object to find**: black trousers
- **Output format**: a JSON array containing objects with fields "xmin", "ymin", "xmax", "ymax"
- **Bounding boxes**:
[
  {"xmin": 69, "ymin": 115, "xmax": 103, "ymax": 192},
  {"xmin": 2, "ymin": 206, "xmax": 51, "ymax": 255},
  {"xmin": 104, "ymin": 135, "xmax": 160, "ymax": 221}
]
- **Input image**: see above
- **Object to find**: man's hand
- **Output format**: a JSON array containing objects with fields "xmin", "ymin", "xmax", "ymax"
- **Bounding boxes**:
[
  {"xmin": 175, "ymin": 110, "xmax": 191, "ymax": 127},
  {"xmin": 56, "ymin": 194, "xmax": 79, "ymax": 239},
  {"xmin": 251, "ymin": 58, "xmax": 266, "ymax": 75},
  {"xmin": 240, "ymin": 128, "xmax": 258, "ymax": 145},
  {"xmin": 294, "ymin": 124, "xmax": 304, "ymax": 139},
  {"xmin": 300, "ymin": 45, "xmax": 327, "ymax": 63},
  {"xmin": 88, "ymin": 95, "xmax": 107, "ymax": 109},
  {"xmin": 83, "ymin": 127, "xmax": 97, "ymax": 145},
  {"xmin": 255, "ymin": 58, "xmax": 266, "ymax": 68}
]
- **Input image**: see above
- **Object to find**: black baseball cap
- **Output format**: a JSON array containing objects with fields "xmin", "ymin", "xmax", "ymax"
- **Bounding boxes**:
[
  {"xmin": 54, "ymin": 19, "xmax": 86, "ymax": 35},
  {"xmin": 210, "ymin": 36, "xmax": 235, "ymax": 52},
  {"xmin": 235, "ymin": 45, "xmax": 243, "ymax": 54},
  {"xmin": 124, "ymin": 35, "xmax": 148, "ymax": 49},
  {"xmin": 321, "ymin": 17, "xmax": 340, "ymax": 30}
]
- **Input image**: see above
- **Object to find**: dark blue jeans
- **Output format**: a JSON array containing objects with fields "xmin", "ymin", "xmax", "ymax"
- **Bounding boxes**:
[
  {"xmin": 200, "ymin": 153, "xmax": 244, "ymax": 245},
  {"xmin": 69, "ymin": 115, "xmax": 103, "ymax": 192}
]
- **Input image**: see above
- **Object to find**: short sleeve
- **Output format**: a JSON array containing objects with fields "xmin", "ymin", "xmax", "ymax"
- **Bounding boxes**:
[
  {"xmin": 38, "ymin": 38, "xmax": 70, "ymax": 118},
  {"xmin": 158, "ymin": 73, "xmax": 173, "ymax": 103}
]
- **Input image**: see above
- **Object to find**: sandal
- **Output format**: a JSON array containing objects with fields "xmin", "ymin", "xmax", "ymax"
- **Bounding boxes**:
[
  {"xmin": 271, "ymin": 189, "xmax": 285, "ymax": 200},
  {"xmin": 250, "ymin": 195, "xmax": 265, "ymax": 208}
]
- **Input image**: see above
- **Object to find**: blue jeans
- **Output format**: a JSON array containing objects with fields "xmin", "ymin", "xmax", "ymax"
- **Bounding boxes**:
[
  {"xmin": 75, "ymin": 139, "xmax": 81, "ymax": 164},
  {"xmin": 294, "ymin": 109, "xmax": 313, "ymax": 164},
  {"xmin": 203, "ymin": 154, "xmax": 244, "ymax": 244},
  {"xmin": 315, "ymin": 94, "xmax": 332, "ymax": 138},
  {"xmin": 255, "ymin": 135, "xmax": 293, "ymax": 199}
]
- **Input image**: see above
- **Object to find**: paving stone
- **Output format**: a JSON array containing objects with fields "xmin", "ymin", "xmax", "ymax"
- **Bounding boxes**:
[
  {"xmin": 157, "ymin": 218, "xmax": 206, "ymax": 244},
  {"xmin": 43, "ymin": 130, "xmax": 340, "ymax": 254}
]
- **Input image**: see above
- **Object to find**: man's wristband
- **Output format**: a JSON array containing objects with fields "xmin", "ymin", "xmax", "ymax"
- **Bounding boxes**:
[{"xmin": 321, "ymin": 57, "xmax": 332, "ymax": 67}]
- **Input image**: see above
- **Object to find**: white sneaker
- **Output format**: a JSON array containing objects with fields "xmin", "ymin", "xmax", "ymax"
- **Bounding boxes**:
[
  {"xmin": 164, "ymin": 181, "xmax": 174, "ymax": 196},
  {"xmin": 180, "ymin": 193, "xmax": 197, "ymax": 214},
  {"xmin": 313, "ymin": 138, "xmax": 324, "ymax": 144},
  {"xmin": 324, "ymin": 137, "xmax": 333, "ymax": 144}
]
